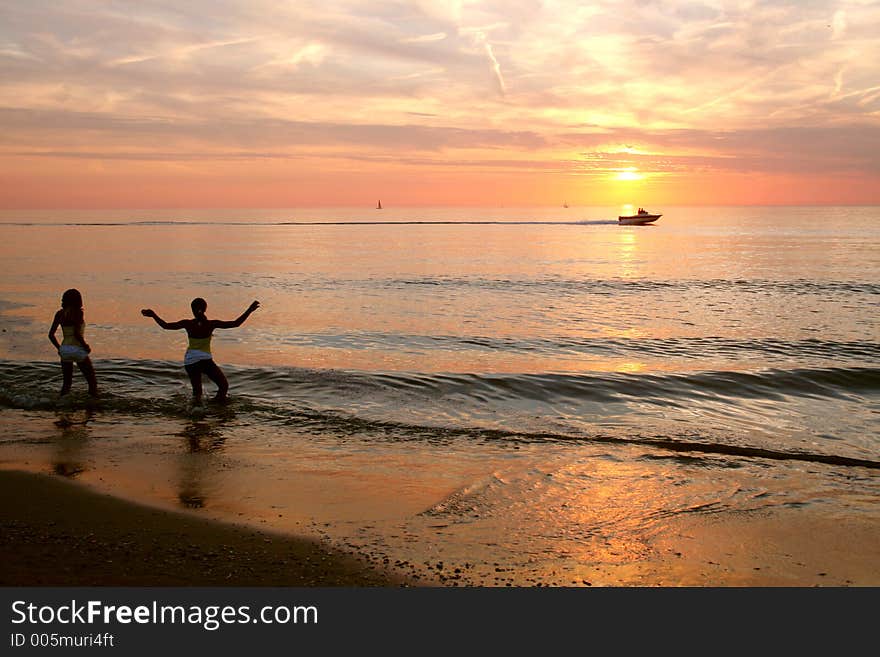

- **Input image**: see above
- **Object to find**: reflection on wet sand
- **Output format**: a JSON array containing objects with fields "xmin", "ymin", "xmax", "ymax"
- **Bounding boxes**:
[
  {"xmin": 51, "ymin": 409, "xmax": 94, "ymax": 478},
  {"xmin": 174, "ymin": 416, "xmax": 229, "ymax": 509}
]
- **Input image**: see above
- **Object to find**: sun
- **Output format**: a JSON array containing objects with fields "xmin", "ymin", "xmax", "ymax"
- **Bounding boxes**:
[{"xmin": 614, "ymin": 168, "xmax": 644, "ymax": 182}]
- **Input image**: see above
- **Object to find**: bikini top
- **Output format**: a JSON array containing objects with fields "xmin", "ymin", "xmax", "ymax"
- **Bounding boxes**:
[
  {"xmin": 61, "ymin": 324, "xmax": 85, "ymax": 346},
  {"xmin": 187, "ymin": 335, "xmax": 212, "ymax": 353}
]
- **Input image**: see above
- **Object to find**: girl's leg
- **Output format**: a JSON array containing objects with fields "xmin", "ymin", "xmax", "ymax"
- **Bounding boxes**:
[
  {"xmin": 185, "ymin": 364, "xmax": 204, "ymax": 404},
  {"xmin": 78, "ymin": 357, "xmax": 99, "ymax": 397},
  {"xmin": 202, "ymin": 361, "xmax": 229, "ymax": 401},
  {"xmin": 60, "ymin": 361, "xmax": 73, "ymax": 395}
]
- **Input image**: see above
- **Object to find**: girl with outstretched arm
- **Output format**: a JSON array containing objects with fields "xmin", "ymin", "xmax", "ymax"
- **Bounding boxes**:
[{"xmin": 141, "ymin": 298, "xmax": 260, "ymax": 403}]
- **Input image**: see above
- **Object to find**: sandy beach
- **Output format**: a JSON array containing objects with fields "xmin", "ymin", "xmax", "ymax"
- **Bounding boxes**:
[
  {"xmin": 0, "ymin": 470, "xmax": 410, "ymax": 587},
  {"xmin": 2, "ymin": 466, "xmax": 878, "ymax": 587}
]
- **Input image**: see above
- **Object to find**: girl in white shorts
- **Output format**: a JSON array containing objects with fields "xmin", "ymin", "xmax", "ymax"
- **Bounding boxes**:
[
  {"xmin": 141, "ymin": 297, "xmax": 259, "ymax": 404},
  {"xmin": 48, "ymin": 288, "xmax": 99, "ymax": 396}
]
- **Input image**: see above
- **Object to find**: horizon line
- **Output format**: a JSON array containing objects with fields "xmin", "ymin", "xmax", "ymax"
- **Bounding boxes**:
[{"xmin": 1, "ymin": 202, "xmax": 879, "ymax": 212}]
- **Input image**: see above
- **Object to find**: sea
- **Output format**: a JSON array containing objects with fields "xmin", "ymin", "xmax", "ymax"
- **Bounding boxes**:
[{"xmin": 1, "ymin": 205, "xmax": 878, "ymax": 586}]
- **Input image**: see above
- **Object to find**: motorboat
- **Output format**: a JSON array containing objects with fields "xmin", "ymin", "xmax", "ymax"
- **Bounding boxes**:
[{"xmin": 618, "ymin": 208, "xmax": 661, "ymax": 225}]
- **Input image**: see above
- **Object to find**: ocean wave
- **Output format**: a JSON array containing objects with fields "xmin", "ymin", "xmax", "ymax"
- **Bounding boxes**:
[
  {"xmin": 194, "ymin": 273, "xmax": 880, "ymax": 297},
  {"xmin": 253, "ymin": 332, "xmax": 880, "ymax": 362},
  {"xmin": 3, "ymin": 359, "xmax": 877, "ymax": 407},
  {"xmin": 377, "ymin": 276, "xmax": 880, "ymax": 297},
  {"xmin": 1, "ymin": 359, "xmax": 877, "ymax": 470}
]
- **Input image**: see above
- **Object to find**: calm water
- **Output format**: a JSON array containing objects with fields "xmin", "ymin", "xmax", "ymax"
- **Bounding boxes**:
[{"xmin": 1, "ymin": 205, "xmax": 878, "ymax": 585}]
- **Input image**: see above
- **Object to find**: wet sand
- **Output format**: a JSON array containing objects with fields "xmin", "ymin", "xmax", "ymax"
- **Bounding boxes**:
[
  {"xmin": 0, "ymin": 470, "xmax": 411, "ymax": 587},
  {"xmin": 2, "ymin": 467, "xmax": 878, "ymax": 587}
]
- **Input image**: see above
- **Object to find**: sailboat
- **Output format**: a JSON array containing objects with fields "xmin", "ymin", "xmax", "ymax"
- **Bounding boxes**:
[
  {"xmin": 563, "ymin": 201, "xmax": 569, "ymax": 208},
  {"xmin": 376, "ymin": 200, "xmax": 382, "ymax": 209}
]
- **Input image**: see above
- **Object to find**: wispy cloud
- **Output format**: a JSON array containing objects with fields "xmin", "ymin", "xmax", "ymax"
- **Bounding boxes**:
[
  {"xmin": 401, "ymin": 32, "xmax": 448, "ymax": 44},
  {"xmin": 0, "ymin": 0, "xmax": 878, "ymax": 205},
  {"xmin": 831, "ymin": 9, "xmax": 848, "ymax": 40},
  {"xmin": 107, "ymin": 37, "xmax": 264, "ymax": 67}
]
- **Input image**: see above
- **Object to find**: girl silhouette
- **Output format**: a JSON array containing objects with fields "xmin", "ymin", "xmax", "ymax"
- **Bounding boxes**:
[
  {"xmin": 48, "ymin": 289, "xmax": 99, "ymax": 397},
  {"xmin": 141, "ymin": 298, "xmax": 260, "ymax": 403}
]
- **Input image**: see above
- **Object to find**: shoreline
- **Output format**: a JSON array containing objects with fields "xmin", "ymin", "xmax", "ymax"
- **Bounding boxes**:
[
  {"xmin": 0, "ymin": 470, "xmax": 413, "ymax": 587},
  {"xmin": 3, "ymin": 467, "xmax": 878, "ymax": 587}
]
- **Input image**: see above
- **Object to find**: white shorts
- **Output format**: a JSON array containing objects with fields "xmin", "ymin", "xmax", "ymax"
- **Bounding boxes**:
[
  {"xmin": 59, "ymin": 345, "xmax": 89, "ymax": 363},
  {"xmin": 184, "ymin": 349, "xmax": 213, "ymax": 366}
]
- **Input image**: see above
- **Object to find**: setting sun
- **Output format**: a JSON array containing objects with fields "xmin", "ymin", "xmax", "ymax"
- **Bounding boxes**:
[{"xmin": 615, "ymin": 169, "xmax": 645, "ymax": 182}]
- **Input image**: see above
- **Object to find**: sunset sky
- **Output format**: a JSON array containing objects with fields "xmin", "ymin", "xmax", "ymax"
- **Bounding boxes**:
[{"xmin": 1, "ymin": 0, "xmax": 879, "ymax": 207}]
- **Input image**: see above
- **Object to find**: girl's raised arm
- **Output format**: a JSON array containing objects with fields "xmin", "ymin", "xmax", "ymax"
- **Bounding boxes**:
[
  {"xmin": 212, "ymin": 301, "xmax": 260, "ymax": 329},
  {"xmin": 141, "ymin": 308, "xmax": 186, "ymax": 330}
]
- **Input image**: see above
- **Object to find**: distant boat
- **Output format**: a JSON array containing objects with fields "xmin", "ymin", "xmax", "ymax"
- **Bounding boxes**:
[
  {"xmin": 563, "ymin": 201, "xmax": 569, "ymax": 208},
  {"xmin": 376, "ymin": 200, "xmax": 382, "ymax": 209},
  {"xmin": 618, "ymin": 208, "xmax": 661, "ymax": 225}
]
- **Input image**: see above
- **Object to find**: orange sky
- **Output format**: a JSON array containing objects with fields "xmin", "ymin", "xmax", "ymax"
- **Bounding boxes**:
[{"xmin": 1, "ymin": 1, "xmax": 878, "ymax": 208}]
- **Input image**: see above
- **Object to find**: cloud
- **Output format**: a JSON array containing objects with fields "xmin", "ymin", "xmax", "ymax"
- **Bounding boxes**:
[
  {"xmin": 831, "ymin": 9, "xmax": 847, "ymax": 40},
  {"xmin": 0, "ymin": 0, "xmax": 878, "ymax": 203},
  {"xmin": 465, "ymin": 29, "xmax": 506, "ymax": 97},
  {"xmin": 558, "ymin": 123, "xmax": 880, "ymax": 175},
  {"xmin": 0, "ymin": 106, "xmax": 547, "ymax": 152},
  {"xmin": 401, "ymin": 32, "xmax": 449, "ymax": 44}
]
